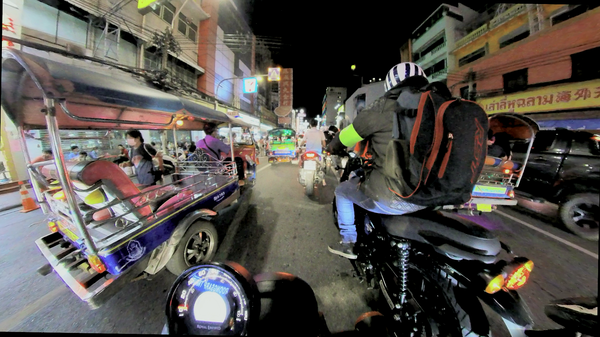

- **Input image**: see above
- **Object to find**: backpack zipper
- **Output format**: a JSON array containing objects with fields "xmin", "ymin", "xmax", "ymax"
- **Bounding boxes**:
[{"xmin": 438, "ymin": 133, "xmax": 453, "ymax": 178}]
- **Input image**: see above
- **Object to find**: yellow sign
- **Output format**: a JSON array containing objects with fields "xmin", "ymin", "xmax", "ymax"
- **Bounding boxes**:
[
  {"xmin": 478, "ymin": 79, "xmax": 600, "ymax": 114},
  {"xmin": 138, "ymin": 0, "xmax": 157, "ymax": 8},
  {"xmin": 267, "ymin": 67, "xmax": 281, "ymax": 82}
]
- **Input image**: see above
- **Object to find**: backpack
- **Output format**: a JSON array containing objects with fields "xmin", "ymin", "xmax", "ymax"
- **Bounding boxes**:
[{"xmin": 383, "ymin": 82, "xmax": 489, "ymax": 207}]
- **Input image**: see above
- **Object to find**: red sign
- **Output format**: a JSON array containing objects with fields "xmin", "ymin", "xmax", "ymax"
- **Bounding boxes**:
[{"xmin": 279, "ymin": 68, "xmax": 293, "ymax": 107}]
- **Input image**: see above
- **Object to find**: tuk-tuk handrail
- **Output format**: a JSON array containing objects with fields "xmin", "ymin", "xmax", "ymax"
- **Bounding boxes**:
[{"xmin": 59, "ymin": 102, "xmax": 176, "ymax": 127}]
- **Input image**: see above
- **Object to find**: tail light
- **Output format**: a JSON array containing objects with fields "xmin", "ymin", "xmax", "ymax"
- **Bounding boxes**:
[
  {"xmin": 504, "ymin": 260, "xmax": 534, "ymax": 290},
  {"xmin": 484, "ymin": 274, "xmax": 505, "ymax": 294},
  {"xmin": 88, "ymin": 255, "xmax": 107, "ymax": 273},
  {"xmin": 503, "ymin": 169, "xmax": 511, "ymax": 174},
  {"xmin": 508, "ymin": 190, "xmax": 515, "ymax": 198},
  {"xmin": 48, "ymin": 221, "xmax": 58, "ymax": 233},
  {"xmin": 306, "ymin": 153, "xmax": 316, "ymax": 158}
]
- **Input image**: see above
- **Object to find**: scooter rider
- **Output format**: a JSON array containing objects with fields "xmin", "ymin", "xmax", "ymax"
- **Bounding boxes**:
[{"xmin": 326, "ymin": 62, "xmax": 429, "ymax": 259}]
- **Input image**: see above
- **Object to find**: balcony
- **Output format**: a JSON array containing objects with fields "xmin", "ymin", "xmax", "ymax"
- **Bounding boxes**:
[
  {"xmin": 489, "ymin": 4, "xmax": 527, "ymax": 29},
  {"xmin": 415, "ymin": 41, "xmax": 447, "ymax": 64},
  {"xmin": 429, "ymin": 68, "xmax": 448, "ymax": 81},
  {"xmin": 454, "ymin": 23, "xmax": 489, "ymax": 50}
]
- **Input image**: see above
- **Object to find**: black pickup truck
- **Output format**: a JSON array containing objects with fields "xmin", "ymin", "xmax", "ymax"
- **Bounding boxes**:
[{"xmin": 512, "ymin": 128, "xmax": 600, "ymax": 241}]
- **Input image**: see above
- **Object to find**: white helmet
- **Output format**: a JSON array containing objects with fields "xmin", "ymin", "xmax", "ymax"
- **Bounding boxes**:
[{"xmin": 384, "ymin": 62, "xmax": 426, "ymax": 92}]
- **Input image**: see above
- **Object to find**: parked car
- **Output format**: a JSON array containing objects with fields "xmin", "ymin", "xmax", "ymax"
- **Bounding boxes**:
[{"xmin": 512, "ymin": 128, "xmax": 600, "ymax": 241}]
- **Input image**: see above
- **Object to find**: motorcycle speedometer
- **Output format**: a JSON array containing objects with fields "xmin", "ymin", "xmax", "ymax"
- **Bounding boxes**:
[{"xmin": 165, "ymin": 262, "xmax": 259, "ymax": 335}]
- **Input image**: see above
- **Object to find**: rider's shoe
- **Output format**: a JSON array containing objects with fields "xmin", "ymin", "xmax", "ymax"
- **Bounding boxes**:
[{"xmin": 328, "ymin": 241, "xmax": 357, "ymax": 259}]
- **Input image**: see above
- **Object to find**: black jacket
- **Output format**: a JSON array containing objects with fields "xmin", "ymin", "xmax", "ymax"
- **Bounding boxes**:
[{"xmin": 327, "ymin": 77, "xmax": 429, "ymax": 203}]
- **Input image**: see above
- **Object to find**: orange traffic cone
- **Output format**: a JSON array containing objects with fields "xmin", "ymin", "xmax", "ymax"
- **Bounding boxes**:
[{"xmin": 19, "ymin": 181, "xmax": 40, "ymax": 213}]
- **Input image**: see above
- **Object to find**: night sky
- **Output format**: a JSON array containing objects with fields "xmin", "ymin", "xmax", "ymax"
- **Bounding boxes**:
[{"xmin": 239, "ymin": 0, "xmax": 444, "ymax": 119}]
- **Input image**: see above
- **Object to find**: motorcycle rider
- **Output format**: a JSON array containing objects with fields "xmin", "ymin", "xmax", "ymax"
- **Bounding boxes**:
[
  {"xmin": 302, "ymin": 119, "xmax": 327, "ymax": 186},
  {"xmin": 326, "ymin": 62, "xmax": 429, "ymax": 259}
]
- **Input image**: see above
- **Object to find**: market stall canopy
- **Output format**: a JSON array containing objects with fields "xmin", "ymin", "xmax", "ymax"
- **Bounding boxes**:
[{"xmin": 1, "ymin": 48, "xmax": 229, "ymax": 131}]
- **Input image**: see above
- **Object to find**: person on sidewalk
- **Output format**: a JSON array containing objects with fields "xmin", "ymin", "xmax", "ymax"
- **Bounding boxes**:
[{"xmin": 31, "ymin": 149, "xmax": 53, "ymax": 164}]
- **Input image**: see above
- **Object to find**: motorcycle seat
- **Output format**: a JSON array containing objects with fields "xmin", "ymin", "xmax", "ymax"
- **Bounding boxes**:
[{"xmin": 380, "ymin": 210, "xmax": 501, "ymax": 264}]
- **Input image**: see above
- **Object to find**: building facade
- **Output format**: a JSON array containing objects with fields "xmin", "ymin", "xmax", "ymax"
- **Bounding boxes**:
[
  {"xmin": 447, "ymin": 4, "xmax": 600, "ymax": 129},
  {"xmin": 342, "ymin": 81, "xmax": 385, "ymax": 129},
  {"xmin": 409, "ymin": 3, "xmax": 479, "ymax": 84},
  {"xmin": 321, "ymin": 87, "xmax": 347, "ymax": 128}
]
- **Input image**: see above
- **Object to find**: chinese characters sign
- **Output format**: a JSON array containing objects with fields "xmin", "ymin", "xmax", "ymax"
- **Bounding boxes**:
[
  {"xmin": 279, "ymin": 68, "xmax": 293, "ymax": 107},
  {"xmin": 478, "ymin": 79, "xmax": 600, "ymax": 115}
]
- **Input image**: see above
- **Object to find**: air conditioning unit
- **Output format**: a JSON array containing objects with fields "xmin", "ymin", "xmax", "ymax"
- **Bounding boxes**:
[{"xmin": 66, "ymin": 43, "xmax": 93, "ymax": 57}]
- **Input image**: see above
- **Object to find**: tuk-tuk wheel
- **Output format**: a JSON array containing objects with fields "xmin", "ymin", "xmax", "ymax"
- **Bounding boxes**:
[{"xmin": 166, "ymin": 221, "xmax": 219, "ymax": 275}]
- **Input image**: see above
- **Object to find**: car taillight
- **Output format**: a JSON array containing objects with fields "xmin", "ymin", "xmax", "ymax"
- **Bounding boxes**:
[
  {"xmin": 504, "ymin": 260, "xmax": 534, "ymax": 290},
  {"xmin": 48, "ymin": 221, "xmax": 58, "ymax": 233},
  {"xmin": 88, "ymin": 255, "xmax": 107, "ymax": 273}
]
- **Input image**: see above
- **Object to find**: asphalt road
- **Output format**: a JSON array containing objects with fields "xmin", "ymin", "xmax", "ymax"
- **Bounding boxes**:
[{"xmin": 0, "ymin": 158, "xmax": 597, "ymax": 335}]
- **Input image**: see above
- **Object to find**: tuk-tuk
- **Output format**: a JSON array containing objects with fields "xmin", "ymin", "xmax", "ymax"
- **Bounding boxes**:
[
  {"xmin": 217, "ymin": 123, "xmax": 259, "ymax": 186},
  {"xmin": 267, "ymin": 128, "xmax": 297, "ymax": 163},
  {"xmin": 441, "ymin": 113, "xmax": 539, "ymax": 214},
  {"xmin": 1, "ymin": 48, "xmax": 249, "ymax": 309}
]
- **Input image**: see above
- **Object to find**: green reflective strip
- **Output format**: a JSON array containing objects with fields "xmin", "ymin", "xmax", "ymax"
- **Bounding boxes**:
[{"xmin": 339, "ymin": 124, "xmax": 364, "ymax": 147}]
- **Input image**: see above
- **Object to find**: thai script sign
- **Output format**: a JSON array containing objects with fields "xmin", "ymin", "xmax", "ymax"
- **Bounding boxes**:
[{"xmin": 478, "ymin": 79, "xmax": 600, "ymax": 115}]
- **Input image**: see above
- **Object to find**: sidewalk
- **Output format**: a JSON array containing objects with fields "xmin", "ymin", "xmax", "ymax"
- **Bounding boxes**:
[{"xmin": 0, "ymin": 189, "xmax": 33, "ymax": 212}]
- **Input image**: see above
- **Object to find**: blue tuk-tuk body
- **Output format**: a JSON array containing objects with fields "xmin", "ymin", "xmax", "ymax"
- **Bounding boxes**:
[{"xmin": 1, "ymin": 47, "xmax": 249, "ymax": 308}]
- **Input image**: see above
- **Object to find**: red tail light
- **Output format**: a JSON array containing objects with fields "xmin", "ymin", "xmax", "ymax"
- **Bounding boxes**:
[
  {"xmin": 503, "ymin": 169, "xmax": 511, "ymax": 174},
  {"xmin": 504, "ymin": 259, "xmax": 534, "ymax": 291},
  {"xmin": 508, "ymin": 190, "xmax": 515, "ymax": 198},
  {"xmin": 306, "ymin": 153, "xmax": 315, "ymax": 158}
]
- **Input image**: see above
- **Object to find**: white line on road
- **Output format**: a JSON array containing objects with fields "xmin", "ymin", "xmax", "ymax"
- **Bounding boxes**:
[
  {"xmin": 257, "ymin": 164, "xmax": 271, "ymax": 173},
  {"xmin": 0, "ymin": 285, "xmax": 67, "ymax": 331},
  {"xmin": 495, "ymin": 210, "xmax": 598, "ymax": 260}
]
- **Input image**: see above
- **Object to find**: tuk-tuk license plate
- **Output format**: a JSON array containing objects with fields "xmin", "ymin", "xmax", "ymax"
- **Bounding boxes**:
[{"xmin": 476, "ymin": 204, "xmax": 492, "ymax": 212}]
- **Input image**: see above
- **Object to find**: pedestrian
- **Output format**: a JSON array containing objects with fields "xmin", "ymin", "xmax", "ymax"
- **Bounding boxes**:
[
  {"xmin": 65, "ymin": 145, "xmax": 80, "ymax": 161},
  {"xmin": 31, "ymin": 149, "xmax": 53, "ymax": 164}
]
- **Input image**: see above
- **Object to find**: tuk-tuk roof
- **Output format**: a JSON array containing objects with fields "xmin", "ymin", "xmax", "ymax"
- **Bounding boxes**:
[
  {"xmin": 268, "ymin": 128, "xmax": 296, "ymax": 136},
  {"xmin": 489, "ymin": 113, "xmax": 540, "ymax": 140},
  {"xmin": 1, "ymin": 48, "xmax": 231, "ymax": 130}
]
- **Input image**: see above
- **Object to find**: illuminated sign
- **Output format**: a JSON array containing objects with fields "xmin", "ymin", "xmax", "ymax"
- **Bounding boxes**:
[
  {"xmin": 2, "ymin": 17, "xmax": 16, "ymax": 47},
  {"xmin": 138, "ymin": 0, "xmax": 165, "ymax": 15},
  {"xmin": 243, "ymin": 77, "xmax": 258, "ymax": 94},
  {"xmin": 267, "ymin": 67, "xmax": 281, "ymax": 82},
  {"xmin": 479, "ymin": 79, "xmax": 600, "ymax": 114}
]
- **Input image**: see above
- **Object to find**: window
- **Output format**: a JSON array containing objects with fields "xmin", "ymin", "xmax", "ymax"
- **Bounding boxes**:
[
  {"xmin": 424, "ymin": 59, "xmax": 446, "ymax": 77},
  {"xmin": 530, "ymin": 131, "xmax": 557, "ymax": 153},
  {"xmin": 415, "ymin": 35, "xmax": 445, "ymax": 60},
  {"xmin": 458, "ymin": 47, "xmax": 486, "ymax": 67},
  {"xmin": 503, "ymin": 69, "xmax": 528, "ymax": 94},
  {"xmin": 551, "ymin": 4, "xmax": 599, "ymax": 26},
  {"xmin": 460, "ymin": 83, "xmax": 477, "ymax": 100},
  {"xmin": 153, "ymin": 1, "xmax": 176, "ymax": 25},
  {"xmin": 499, "ymin": 30, "xmax": 529, "ymax": 49},
  {"xmin": 571, "ymin": 47, "xmax": 600, "ymax": 81},
  {"xmin": 178, "ymin": 13, "xmax": 197, "ymax": 42}
]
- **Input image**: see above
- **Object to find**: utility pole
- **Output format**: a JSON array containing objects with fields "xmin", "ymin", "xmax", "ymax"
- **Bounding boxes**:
[{"xmin": 467, "ymin": 68, "xmax": 475, "ymax": 100}]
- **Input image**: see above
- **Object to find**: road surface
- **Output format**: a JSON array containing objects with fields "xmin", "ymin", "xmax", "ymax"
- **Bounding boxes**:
[{"xmin": 0, "ymin": 158, "xmax": 597, "ymax": 335}]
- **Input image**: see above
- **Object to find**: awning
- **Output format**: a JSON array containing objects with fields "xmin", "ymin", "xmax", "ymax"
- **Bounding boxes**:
[
  {"xmin": 168, "ymin": 51, "xmax": 205, "ymax": 74},
  {"xmin": 1, "ymin": 48, "xmax": 226, "ymax": 130},
  {"xmin": 537, "ymin": 118, "xmax": 600, "ymax": 130}
]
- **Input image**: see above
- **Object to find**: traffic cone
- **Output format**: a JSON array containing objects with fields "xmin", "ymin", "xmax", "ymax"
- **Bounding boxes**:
[{"xmin": 19, "ymin": 181, "xmax": 40, "ymax": 213}]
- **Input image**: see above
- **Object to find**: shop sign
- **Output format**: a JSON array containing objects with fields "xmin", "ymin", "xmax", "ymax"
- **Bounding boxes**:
[{"xmin": 478, "ymin": 79, "xmax": 600, "ymax": 114}]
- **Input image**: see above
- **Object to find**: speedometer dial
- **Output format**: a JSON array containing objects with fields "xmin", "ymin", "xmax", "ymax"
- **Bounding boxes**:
[{"xmin": 166, "ymin": 263, "xmax": 258, "ymax": 335}]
